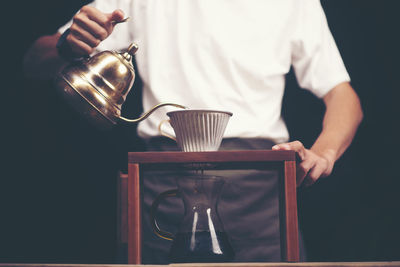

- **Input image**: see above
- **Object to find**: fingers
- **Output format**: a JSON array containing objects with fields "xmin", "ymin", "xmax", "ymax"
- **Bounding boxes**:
[
  {"xmin": 272, "ymin": 141, "xmax": 334, "ymax": 187},
  {"xmin": 69, "ymin": 23, "xmax": 101, "ymax": 48},
  {"xmin": 80, "ymin": 5, "xmax": 111, "ymax": 30},
  {"xmin": 299, "ymin": 154, "xmax": 333, "ymax": 187},
  {"xmin": 296, "ymin": 156, "xmax": 314, "ymax": 186},
  {"xmin": 272, "ymin": 140, "xmax": 306, "ymax": 160},
  {"xmin": 65, "ymin": 5, "xmax": 124, "ymax": 56},
  {"xmin": 302, "ymin": 157, "xmax": 328, "ymax": 187},
  {"xmin": 72, "ymin": 15, "xmax": 109, "ymax": 41},
  {"xmin": 107, "ymin": 9, "xmax": 125, "ymax": 23},
  {"xmin": 66, "ymin": 33, "xmax": 94, "ymax": 55}
]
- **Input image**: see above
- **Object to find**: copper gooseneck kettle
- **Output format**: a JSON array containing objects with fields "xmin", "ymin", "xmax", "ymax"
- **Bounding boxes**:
[{"xmin": 54, "ymin": 43, "xmax": 185, "ymax": 130}]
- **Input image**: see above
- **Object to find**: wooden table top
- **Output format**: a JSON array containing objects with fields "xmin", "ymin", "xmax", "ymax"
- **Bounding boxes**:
[{"xmin": 1, "ymin": 262, "xmax": 399, "ymax": 267}]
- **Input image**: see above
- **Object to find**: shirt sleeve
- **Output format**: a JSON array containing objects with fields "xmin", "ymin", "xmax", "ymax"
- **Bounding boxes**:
[{"xmin": 291, "ymin": 0, "xmax": 350, "ymax": 98}]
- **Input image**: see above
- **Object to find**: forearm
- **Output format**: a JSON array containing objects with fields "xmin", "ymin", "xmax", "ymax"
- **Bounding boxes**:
[
  {"xmin": 311, "ymin": 82, "xmax": 363, "ymax": 162},
  {"xmin": 23, "ymin": 33, "xmax": 67, "ymax": 80}
]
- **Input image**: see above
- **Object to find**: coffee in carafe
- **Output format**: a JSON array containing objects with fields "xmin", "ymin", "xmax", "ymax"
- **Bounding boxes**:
[{"xmin": 169, "ymin": 230, "xmax": 234, "ymax": 263}]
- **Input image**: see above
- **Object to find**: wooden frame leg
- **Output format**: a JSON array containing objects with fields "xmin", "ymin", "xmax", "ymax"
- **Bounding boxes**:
[
  {"xmin": 128, "ymin": 163, "xmax": 141, "ymax": 264},
  {"xmin": 116, "ymin": 172, "xmax": 128, "ymax": 262},
  {"xmin": 279, "ymin": 160, "xmax": 299, "ymax": 261}
]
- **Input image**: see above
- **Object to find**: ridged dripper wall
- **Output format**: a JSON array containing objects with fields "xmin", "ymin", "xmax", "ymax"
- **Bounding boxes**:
[{"xmin": 167, "ymin": 110, "xmax": 232, "ymax": 152}]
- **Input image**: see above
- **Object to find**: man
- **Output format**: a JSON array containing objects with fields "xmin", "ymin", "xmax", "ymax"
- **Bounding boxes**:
[{"xmin": 24, "ymin": 0, "xmax": 363, "ymax": 263}]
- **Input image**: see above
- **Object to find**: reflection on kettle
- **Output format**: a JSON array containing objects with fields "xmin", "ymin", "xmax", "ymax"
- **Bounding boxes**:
[
  {"xmin": 150, "ymin": 174, "xmax": 235, "ymax": 263},
  {"xmin": 54, "ymin": 43, "xmax": 185, "ymax": 130}
]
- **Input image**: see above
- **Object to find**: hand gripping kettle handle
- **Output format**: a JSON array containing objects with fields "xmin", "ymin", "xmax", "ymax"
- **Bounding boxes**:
[{"xmin": 150, "ymin": 189, "xmax": 180, "ymax": 241}]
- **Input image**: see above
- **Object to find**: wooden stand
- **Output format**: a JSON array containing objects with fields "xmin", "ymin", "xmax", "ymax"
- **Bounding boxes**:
[{"xmin": 119, "ymin": 150, "xmax": 299, "ymax": 264}]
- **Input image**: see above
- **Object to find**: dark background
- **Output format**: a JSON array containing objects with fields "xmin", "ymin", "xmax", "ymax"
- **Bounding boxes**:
[{"xmin": 1, "ymin": 0, "xmax": 399, "ymax": 263}]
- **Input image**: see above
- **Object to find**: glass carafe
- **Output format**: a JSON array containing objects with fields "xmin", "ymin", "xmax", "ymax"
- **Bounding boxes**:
[{"xmin": 150, "ymin": 174, "xmax": 235, "ymax": 263}]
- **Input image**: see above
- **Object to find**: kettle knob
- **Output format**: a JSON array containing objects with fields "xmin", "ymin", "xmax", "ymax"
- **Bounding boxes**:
[{"xmin": 122, "ymin": 43, "xmax": 139, "ymax": 61}]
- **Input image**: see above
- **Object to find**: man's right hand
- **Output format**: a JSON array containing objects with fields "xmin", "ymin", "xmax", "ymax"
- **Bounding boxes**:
[{"xmin": 66, "ymin": 5, "xmax": 125, "ymax": 56}]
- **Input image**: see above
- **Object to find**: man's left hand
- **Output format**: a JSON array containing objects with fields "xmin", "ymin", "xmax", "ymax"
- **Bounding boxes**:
[{"xmin": 272, "ymin": 141, "xmax": 335, "ymax": 187}]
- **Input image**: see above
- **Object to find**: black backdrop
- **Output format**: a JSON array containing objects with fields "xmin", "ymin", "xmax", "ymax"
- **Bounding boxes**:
[{"xmin": 1, "ymin": 0, "xmax": 399, "ymax": 263}]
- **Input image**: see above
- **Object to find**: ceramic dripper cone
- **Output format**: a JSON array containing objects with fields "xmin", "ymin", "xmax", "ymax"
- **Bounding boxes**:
[{"xmin": 167, "ymin": 110, "xmax": 232, "ymax": 152}]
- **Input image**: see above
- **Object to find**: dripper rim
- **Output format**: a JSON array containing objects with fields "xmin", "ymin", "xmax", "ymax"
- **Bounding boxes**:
[{"xmin": 167, "ymin": 109, "xmax": 233, "ymax": 117}]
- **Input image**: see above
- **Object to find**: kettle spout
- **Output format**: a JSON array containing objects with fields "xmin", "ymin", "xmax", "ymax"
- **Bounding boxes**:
[{"xmin": 119, "ymin": 102, "xmax": 187, "ymax": 123}]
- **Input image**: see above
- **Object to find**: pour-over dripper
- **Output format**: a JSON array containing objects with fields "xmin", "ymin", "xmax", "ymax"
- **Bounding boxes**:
[{"xmin": 165, "ymin": 109, "xmax": 233, "ymax": 152}]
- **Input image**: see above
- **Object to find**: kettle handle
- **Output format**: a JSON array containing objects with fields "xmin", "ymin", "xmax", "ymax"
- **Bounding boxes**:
[
  {"xmin": 158, "ymin": 119, "xmax": 177, "ymax": 141},
  {"xmin": 118, "ymin": 103, "xmax": 187, "ymax": 123},
  {"xmin": 150, "ymin": 189, "xmax": 180, "ymax": 241}
]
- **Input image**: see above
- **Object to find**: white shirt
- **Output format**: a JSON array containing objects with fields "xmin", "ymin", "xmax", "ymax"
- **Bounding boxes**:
[{"xmin": 60, "ymin": 0, "xmax": 350, "ymax": 143}]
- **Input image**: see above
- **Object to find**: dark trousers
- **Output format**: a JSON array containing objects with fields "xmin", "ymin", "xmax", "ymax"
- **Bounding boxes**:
[{"xmin": 141, "ymin": 137, "xmax": 305, "ymax": 264}]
